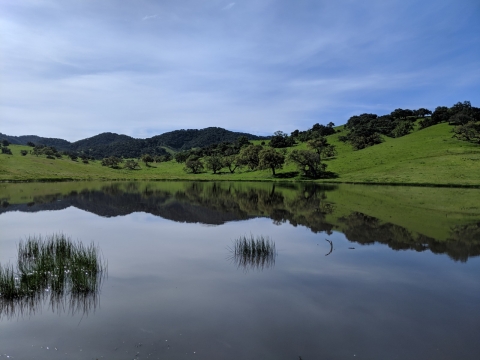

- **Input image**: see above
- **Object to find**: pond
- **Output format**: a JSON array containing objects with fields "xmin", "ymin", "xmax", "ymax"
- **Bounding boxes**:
[{"xmin": 1, "ymin": 181, "xmax": 479, "ymax": 359}]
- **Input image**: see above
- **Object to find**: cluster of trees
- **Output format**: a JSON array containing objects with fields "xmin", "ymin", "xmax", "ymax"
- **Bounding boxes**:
[
  {"xmin": 31, "ymin": 145, "xmax": 63, "ymax": 159},
  {"xmin": 169, "ymin": 133, "xmax": 336, "ymax": 178},
  {"xmin": 339, "ymin": 109, "xmax": 431, "ymax": 150},
  {"xmin": 1, "ymin": 140, "xmax": 12, "ymax": 155},
  {"xmin": 100, "ymin": 153, "xmax": 173, "ymax": 170},
  {"xmin": 337, "ymin": 107, "xmax": 430, "ymax": 150},
  {"xmin": 289, "ymin": 137, "xmax": 337, "ymax": 178},
  {"xmin": 338, "ymin": 102, "xmax": 478, "ymax": 150},
  {"xmin": 101, "ymin": 156, "xmax": 123, "ymax": 168},
  {"xmin": 175, "ymin": 138, "xmax": 279, "ymax": 175},
  {"xmin": 339, "ymin": 113, "xmax": 399, "ymax": 150},
  {"xmin": 291, "ymin": 122, "xmax": 337, "ymax": 142},
  {"xmin": 75, "ymin": 139, "xmax": 169, "ymax": 160},
  {"xmin": 95, "ymin": 127, "xmax": 336, "ymax": 178},
  {"xmin": 419, "ymin": 101, "xmax": 480, "ymax": 144}
]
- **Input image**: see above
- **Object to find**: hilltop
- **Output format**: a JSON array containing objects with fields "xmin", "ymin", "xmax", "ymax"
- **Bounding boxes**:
[{"xmin": 0, "ymin": 128, "xmax": 268, "ymax": 160}]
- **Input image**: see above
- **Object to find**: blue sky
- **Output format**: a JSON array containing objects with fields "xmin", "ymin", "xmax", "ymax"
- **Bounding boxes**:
[{"xmin": 1, "ymin": 0, "xmax": 479, "ymax": 141}]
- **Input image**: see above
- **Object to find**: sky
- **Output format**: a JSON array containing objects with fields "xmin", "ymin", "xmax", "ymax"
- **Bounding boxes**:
[{"xmin": 1, "ymin": 0, "xmax": 479, "ymax": 141}]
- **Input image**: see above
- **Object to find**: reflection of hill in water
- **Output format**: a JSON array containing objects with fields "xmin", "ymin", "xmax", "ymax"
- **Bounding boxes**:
[
  {"xmin": 1, "ymin": 189, "xmax": 250, "ymax": 225},
  {"xmin": 339, "ymin": 212, "xmax": 480, "ymax": 262},
  {"xmin": 1, "ymin": 182, "xmax": 479, "ymax": 262}
]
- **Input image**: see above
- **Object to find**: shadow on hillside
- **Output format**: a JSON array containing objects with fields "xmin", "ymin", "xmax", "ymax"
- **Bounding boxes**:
[
  {"xmin": 296, "ymin": 171, "xmax": 339, "ymax": 180},
  {"xmin": 320, "ymin": 171, "xmax": 338, "ymax": 179},
  {"xmin": 274, "ymin": 171, "xmax": 299, "ymax": 179}
]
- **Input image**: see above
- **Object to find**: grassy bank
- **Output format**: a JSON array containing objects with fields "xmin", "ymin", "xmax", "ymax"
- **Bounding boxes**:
[{"xmin": 1, "ymin": 123, "xmax": 479, "ymax": 186}]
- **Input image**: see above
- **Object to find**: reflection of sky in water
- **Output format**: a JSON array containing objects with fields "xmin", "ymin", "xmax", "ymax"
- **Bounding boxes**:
[{"xmin": 1, "ymin": 208, "xmax": 480, "ymax": 359}]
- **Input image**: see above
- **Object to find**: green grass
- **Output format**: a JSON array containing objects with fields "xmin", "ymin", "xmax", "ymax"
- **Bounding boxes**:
[
  {"xmin": 323, "ymin": 123, "xmax": 480, "ymax": 186},
  {"xmin": 0, "ymin": 234, "xmax": 106, "ymax": 317},
  {"xmin": 1, "ymin": 123, "xmax": 479, "ymax": 186}
]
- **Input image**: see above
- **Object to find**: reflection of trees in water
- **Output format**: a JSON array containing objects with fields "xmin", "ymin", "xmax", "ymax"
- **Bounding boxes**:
[
  {"xmin": 284, "ymin": 184, "xmax": 335, "ymax": 234},
  {"xmin": 339, "ymin": 213, "xmax": 480, "ymax": 262},
  {"xmin": 0, "ymin": 234, "xmax": 106, "ymax": 319},
  {"xmin": 228, "ymin": 235, "xmax": 276, "ymax": 271},
  {"xmin": 3, "ymin": 182, "xmax": 480, "ymax": 261}
]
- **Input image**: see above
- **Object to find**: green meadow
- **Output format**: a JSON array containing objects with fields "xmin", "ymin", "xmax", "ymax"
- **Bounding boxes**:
[{"xmin": 1, "ymin": 123, "xmax": 479, "ymax": 186}]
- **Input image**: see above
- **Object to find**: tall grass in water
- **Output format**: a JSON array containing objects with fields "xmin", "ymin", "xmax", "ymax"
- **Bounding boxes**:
[
  {"xmin": 0, "ymin": 234, "xmax": 106, "ymax": 318},
  {"xmin": 229, "ymin": 235, "xmax": 276, "ymax": 271}
]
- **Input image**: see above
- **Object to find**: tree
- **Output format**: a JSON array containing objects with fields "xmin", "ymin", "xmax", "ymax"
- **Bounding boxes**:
[
  {"xmin": 222, "ymin": 154, "xmax": 245, "ymax": 173},
  {"xmin": 349, "ymin": 132, "xmax": 383, "ymax": 150},
  {"xmin": 184, "ymin": 156, "xmax": 204, "ymax": 174},
  {"xmin": 390, "ymin": 108, "xmax": 414, "ymax": 119},
  {"xmin": 238, "ymin": 144, "xmax": 263, "ymax": 170},
  {"xmin": 155, "ymin": 154, "xmax": 172, "ymax": 163},
  {"xmin": 427, "ymin": 106, "xmax": 449, "ymax": 126},
  {"xmin": 1, "ymin": 147, "xmax": 12, "ymax": 155},
  {"xmin": 454, "ymin": 121, "xmax": 480, "ymax": 144},
  {"xmin": 205, "ymin": 154, "xmax": 224, "ymax": 174},
  {"xmin": 269, "ymin": 131, "xmax": 294, "ymax": 148},
  {"xmin": 392, "ymin": 121, "xmax": 414, "ymax": 138},
  {"xmin": 1, "ymin": 140, "xmax": 10, "ymax": 147},
  {"xmin": 311, "ymin": 123, "xmax": 336, "ymax": 137},
  {"xmin": 175, "ymin": 151, "xmax": 190, "ymax": 163},
  {"xmin": 307, "ymin": 136, "xmax": 328, "ymax": 155},
  {"xmin": 288, "ymin": 149, "xmax": 326, "ymax": 178},
  {"xmin": 26, "ymin": 141, "xmax": 35, "ymax": 147},
  {"xmin": 449, "ymin": 111, "xmax": 474, "ymax": 126},
  {"xmin": 236, "ymin": 136, "xmax": 251, "ymax": 148},
  {"xmin": 20, "ymin": 150, "xmax": 28, "ymax": 156},
  {"xmin": 101, "ymin": 156, "xmax": 122, "ymax": 168},
  {"xmin": 414, "ymin": 108, "xmax": 432, "ymax": 118},
  {"xmin": 307, "ymin": 136, "xmax": 337, "ymax": 158},
  {"xmin": 258, "ymin": 148, "xmax": 285, "ymax": 175},
  {"xmin": 124, "ymin": 159, "xmax": 141, "ymax": 170},
  {"xmin": 141, "ymin": 154, "xmax": 154, "ymax": 166}
]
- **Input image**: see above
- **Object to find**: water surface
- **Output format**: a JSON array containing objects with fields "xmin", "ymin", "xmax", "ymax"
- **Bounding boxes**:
[{"xmin": 1, "ymin": 182, "xmax": 479, "ymax": 359}]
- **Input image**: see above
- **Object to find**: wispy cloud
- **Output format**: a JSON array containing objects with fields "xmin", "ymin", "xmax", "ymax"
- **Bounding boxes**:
[
  {"xmin": 1, "ymin": 0, "xmax": 479, "ymax": 140},
  {"xmin": 142, "ymin": 14, "xmax": 158, "ymax": 21},
  {"xmin": 222, "ymin": 3, "xmax": 235, "ymax": 11}
]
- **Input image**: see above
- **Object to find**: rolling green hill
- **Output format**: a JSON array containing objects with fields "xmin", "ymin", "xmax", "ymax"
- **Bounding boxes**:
[
  {"xmin": 0, "ymin": 123, "xmax": 479, "ymax": 186},
  {"xmin": 324, "ymin": 123, "xmax": 480, "ymax": 185}
]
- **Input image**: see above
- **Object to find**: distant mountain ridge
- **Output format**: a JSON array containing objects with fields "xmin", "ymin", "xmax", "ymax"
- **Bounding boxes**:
[
  {"xmin": 69, "ymin": 132, "xmax": 135, "ymax": 151},
  {"xmin": 0, "ymin": 127, "xmax": 269, "ymax": 158},
  {"xmin": 0, "ymin": 133, "xmax": 71, "ymax": 150}
]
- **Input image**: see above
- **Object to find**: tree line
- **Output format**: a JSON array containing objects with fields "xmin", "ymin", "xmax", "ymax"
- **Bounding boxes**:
[{"xmin": 339, "ymin": 101, "xmax": 479, "ymax": 150}]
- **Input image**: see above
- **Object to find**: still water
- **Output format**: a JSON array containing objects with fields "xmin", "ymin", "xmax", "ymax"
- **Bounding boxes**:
[{"xmin": 1, "ymin": 182, "xmax": 479, "ymax": 359}]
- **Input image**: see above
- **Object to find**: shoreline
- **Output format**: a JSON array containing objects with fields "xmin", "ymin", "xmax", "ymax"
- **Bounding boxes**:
[{"xmin": 2, "ymin": 177, "xmax": 479, "ymax": 189}]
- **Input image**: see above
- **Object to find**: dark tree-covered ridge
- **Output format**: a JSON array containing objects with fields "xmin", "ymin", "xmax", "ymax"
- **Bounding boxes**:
[{"xmin": 1, "ymin": 128, "xmax": 269, "ymax": 160}]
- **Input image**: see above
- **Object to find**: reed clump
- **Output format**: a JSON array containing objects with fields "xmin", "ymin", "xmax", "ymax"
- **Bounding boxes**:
[
  {"xmin": 0, "ymin": 234, "xmax": 106, "ymax": 317},
  {"xmin": 229, "ymin": 235, "xmax": 276, "ymax": 271}
]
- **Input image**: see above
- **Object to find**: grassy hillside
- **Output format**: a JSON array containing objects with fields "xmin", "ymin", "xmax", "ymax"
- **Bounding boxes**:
[
  {"xmin": 0, "ymin": 123, "xmax": 479, "ymax": 186},
  {"xmin": 324, "ymin": 123, "xmax": 480, "ymax": 185}
]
